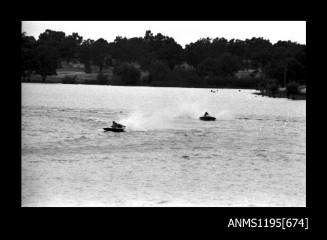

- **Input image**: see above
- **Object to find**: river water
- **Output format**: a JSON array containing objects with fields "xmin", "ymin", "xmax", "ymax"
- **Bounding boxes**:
[{"xmin": 22, "ymin": 83, "xmax": 306, "ymax": 207}]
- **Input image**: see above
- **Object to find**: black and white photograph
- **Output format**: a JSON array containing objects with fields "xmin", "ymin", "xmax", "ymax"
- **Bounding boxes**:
[{"xmin": 21, "ymin": 21, "xmax": 306, "ymax": 207}]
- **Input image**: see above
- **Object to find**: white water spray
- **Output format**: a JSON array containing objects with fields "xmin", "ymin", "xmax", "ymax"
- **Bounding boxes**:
[{"xmin": 118, "ymin": 91, "xmax": 234, "ymax": 130}]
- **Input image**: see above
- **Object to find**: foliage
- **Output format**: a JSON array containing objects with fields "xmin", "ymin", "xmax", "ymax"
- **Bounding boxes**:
[
  {"xmin": 197, "ymin": 57, "xmax": 221, "ymax": 77},
  {"xmin": 286, "ymin": 81, "xmax": 299, "ymax": 97},
  {"xmin": 84, "ymin": 62, "xmax": 92, "ymax": 73},
  {"xmin": 265, "ymin": 78, "xmax": 279, "ymax": 96},
  {"xmin": 144, "ymin": 31, "xmax": 184, "ymax": 69},
  {"xmin": 166, "ymin": 67, "xmax": 203, "ymax": 87},
  {"xmin": 197, "ymin": 53, "xmax": 241, "ymax": 79},
  {"xmin": 232, "ymin": 77, "xmax": 259, "ymax": 89},
  {"xmin": 91, "ymin": 38, "xmax": 110, "ymax": 72},
  {"xmin": 61, "ymin": 32, "xmax": 83, "ymax": 62},
  {"xmin": 206, "ymin": 75, "xmax": 236, "ymax": 88},
  {"xmin": 113, "ymin": 63, "xmax": 141, "ymax": 85},
  {"xmin": 62, "ymin": 75, "xmax": 77, "ymax": 84},
  {"xmin": 34, "ymin": 44, "xmax": 59, "ymax": 82},
  {"xmin": 219, "ymin": 52, "xmax": 242, "ymax": 76},
  {"xmin": 148, "ymin": 60, "xmax": 170, "ymax": 85},
  {"xmin": 21, "ymin": 33, "xmax": 37, "ymax": 81},
  {"xmin": 268, "ymin": 41, "xmax": 306, "ymax": 86},
  {"xmin": 21, "ymin": 29, "xmax": 306, "ymax": 89},
  {"xmin": 184, "ymin": 38, "xmax": 212, "ymax": 67},
  {"xmin": 96, "ymin": 73, "xmax": 109, "ymax": 85},
  {"xmin": 78, "ymin": 39, "xmax": 94, "ymax": 72}
]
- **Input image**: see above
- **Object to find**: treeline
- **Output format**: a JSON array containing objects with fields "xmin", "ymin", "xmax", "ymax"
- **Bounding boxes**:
[{"xmin": 21, "ymin": 29, "xmax": 306, "ymax": 90}]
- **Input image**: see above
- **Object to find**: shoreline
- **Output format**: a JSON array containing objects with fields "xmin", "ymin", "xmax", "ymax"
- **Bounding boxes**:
[
  {"xmin": 21, "ymin": 80, "xmax": 258, "ymax": 91},
  {"xmin": 21, "ymin": 81, "xmax": 306, "ymax": 100},
  {"xmin": 253, "ymin": 91, "xmax": 306, "ymax": 100},
  {"xmin": 21, "ymin": 81, "xmax": 259, "ymax": 90}
]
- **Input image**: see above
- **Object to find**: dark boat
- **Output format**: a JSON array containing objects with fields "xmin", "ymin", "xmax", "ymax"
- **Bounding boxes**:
[
  {"xmin": 103, "ymin": 127, "xmax": 125, "ymax": 132},
  {"xmin": 199, "ymin": 116, "xmax": 216, "ymax": 121},
  {"xmin": 104, "ymin": 121, "xmax": 126, "ymax": 132}
]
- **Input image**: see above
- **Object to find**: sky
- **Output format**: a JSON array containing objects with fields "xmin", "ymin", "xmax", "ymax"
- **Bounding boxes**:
[{"xmin": 22, "ymin": 21, "xmax": 306, "ymax": 47}]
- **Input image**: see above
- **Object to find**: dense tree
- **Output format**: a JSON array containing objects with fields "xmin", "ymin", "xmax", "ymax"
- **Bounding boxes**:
[
  {"xmin": 219, "ymin": 52, "xmax": 242, "ymax": 76},
  {"xmin": 21, "ymin": 33, "xmax": 37, "ymax": 81},
  {"xmin": 185, "ymin": 38, "xmax": 212, "ymax": 67},
  {"xmin": 78, "ymin": 39, "xmax": 94, "ymax": 73},
  {"xmin": 91, "ymin": 38, "xmax": 110, "ymax": 73},
  {"xmin": 61, "ymin": 32, "xmax": 83, "ymax": 62},
  {"xmin": 34, "ymin": 44, "xmax": 59, "ymax": 82},
  {"xmin": 96, "ymin": 73, "xmax": 109, "ymax": 85},
  {"xmin": 148, "ymin": 60, "xmax": 170, "ymax": 85},
  {"xmin": 38, "ymin": 29, "xmax": 66, "ymax": 64},
  {"xmin": 228, "ymin": 39, "xmax": 246, "ymax": 59},
  {"xmin": 243, "ymin": 38, "xmax": 273, "ymax": 77},
  {"xmin": 286, "ymin": 81, "xmax": 300, "ymax": 98},
  {"xmin": 269, "ymin": 41, "xmax": 305, "ymax": 86},
  {"xmin": 38, "ymin": 29, "xmax": 66, "ymax": 48},
  {"xmin": 167, "ymin": 67, "xmax": 203, "ymax": 87},
  {"xmin": 265, "ymin": 78, "xmax": 279, "ymax": 97},
  {"xmin": 21, "ymin": 29, "xmax": 306, "ymax": 90},
  {"xmin": 211, "ymin": 37, "xmax": 228, "ymax": 57},
  {"xmin": 197, "ymin": 57, "xmax": 222, "ymax": 77},
  {"xmin": 149, "ymin": 32, "xmax": 184, "ymax": 69},
  {"xmin": 113, "ymin": 63, "xmax": 141, "ymax": 85},
  {"xmin": 110, "ymin": 36, "xmax": 149, "ymax": 67}
]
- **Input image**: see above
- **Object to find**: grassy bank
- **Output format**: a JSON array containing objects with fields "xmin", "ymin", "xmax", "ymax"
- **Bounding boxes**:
[
  {"xmin": 22, "ymin": 69, "xmax": 306, "ymax": 100},
  {"xmin": 22, "ymin": 69, "xmax": 259, "ymax": 89},
  {"xmin": 253, "ymin": 90, "xmax": 306, "ymax": 100}
]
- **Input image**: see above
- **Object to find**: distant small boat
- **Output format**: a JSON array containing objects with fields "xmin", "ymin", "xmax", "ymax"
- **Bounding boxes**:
[{"xmin": 199, "ymin": 116, "xmax": 216, "ymax": 121}]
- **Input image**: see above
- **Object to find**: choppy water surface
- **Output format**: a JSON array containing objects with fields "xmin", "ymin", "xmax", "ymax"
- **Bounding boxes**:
[{"xmin": 22, "ymin": 83, "xmax": 306, "ymax": 206}]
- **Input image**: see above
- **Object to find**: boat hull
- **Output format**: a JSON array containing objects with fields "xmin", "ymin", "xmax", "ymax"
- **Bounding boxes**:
[
  {"xmin": 199, "ymin": 116, "xmax": 216, "ymax": 121},
  {"xmin": 103, "ymin": 127, "xmax": 125, "ymax": 132}
]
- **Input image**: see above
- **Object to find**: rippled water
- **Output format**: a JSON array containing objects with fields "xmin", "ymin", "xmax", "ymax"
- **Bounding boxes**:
[{"xmin": 22, "ymin": 83, "xmax": 306, "ymax": 207}]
